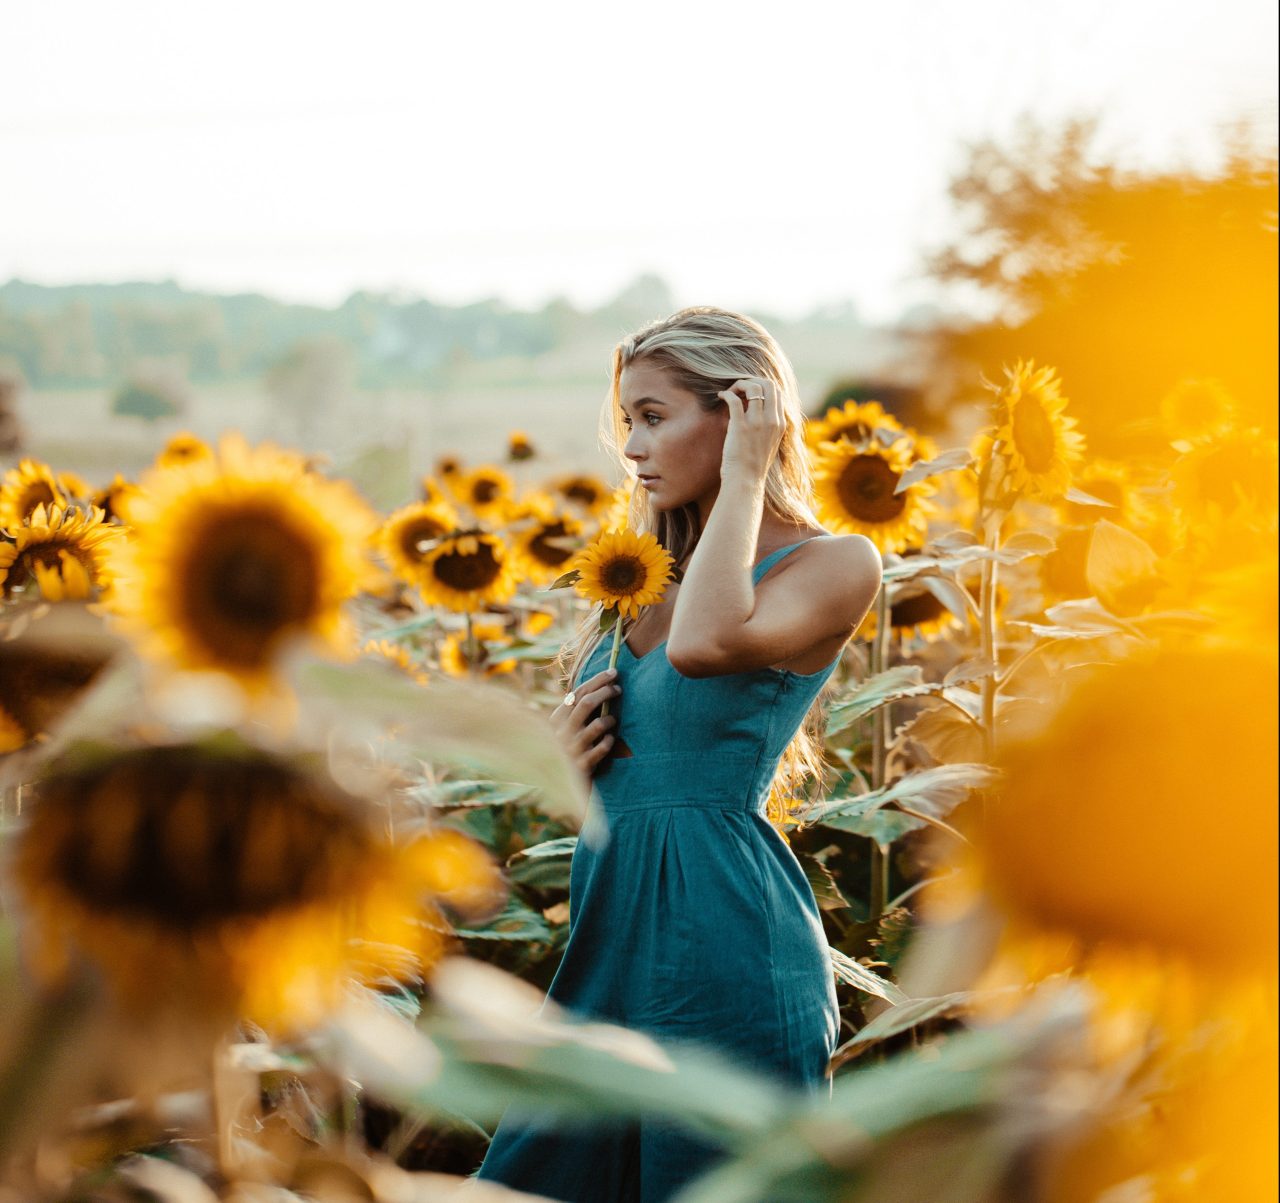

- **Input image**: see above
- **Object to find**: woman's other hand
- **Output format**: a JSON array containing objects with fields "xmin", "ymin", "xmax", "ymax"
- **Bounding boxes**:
[
  {"xmin": 551, "ymin": 667, "xmax": 620, "ymax": 777},
  {"xmin": 717, "ymin": 376, "xmax": 784, "ymax": 486}
]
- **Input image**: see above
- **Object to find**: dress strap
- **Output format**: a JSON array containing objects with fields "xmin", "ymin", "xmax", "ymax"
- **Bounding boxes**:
[{"xmin": 751, "ymin": 535, "xmax": 830, "ymax": 584}]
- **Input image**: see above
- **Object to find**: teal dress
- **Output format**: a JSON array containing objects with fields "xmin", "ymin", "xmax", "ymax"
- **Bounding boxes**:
[{"xmin": 472, "ymin": 537, "xmax": 842, "ymax": 1201}]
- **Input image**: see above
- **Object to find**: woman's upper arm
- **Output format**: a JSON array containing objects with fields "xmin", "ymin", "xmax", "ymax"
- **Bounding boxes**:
[{"xmin": 667, "ymin": 535, "xmax": 882, "ymax": 677}]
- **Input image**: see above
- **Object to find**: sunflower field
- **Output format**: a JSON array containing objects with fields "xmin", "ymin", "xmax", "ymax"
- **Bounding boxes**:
[{"xmin": 0, "ymin": 360, "xmax": 1276, "ymax": 1202}]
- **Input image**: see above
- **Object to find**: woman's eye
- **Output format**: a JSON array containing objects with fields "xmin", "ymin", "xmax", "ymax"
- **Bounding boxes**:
[{"xmin": 645, "ymin": 413, "xmax": 661, "ymax": 425}]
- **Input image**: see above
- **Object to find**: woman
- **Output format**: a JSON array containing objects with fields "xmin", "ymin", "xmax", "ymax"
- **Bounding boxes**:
[{"xmin": 472, "ymin": 306, "xmax": 883, "ymax": 1201}]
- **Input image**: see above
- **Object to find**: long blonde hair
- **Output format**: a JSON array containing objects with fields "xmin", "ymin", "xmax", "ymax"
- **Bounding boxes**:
[{"xmin": 556, "ymin": 306, "xmax": 838, "ymax": 828}]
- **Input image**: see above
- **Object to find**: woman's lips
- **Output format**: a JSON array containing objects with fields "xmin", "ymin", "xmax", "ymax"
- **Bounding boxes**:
[{"xmin": 638, "ymin": 475, "xmax": 659, "ymax": 489}]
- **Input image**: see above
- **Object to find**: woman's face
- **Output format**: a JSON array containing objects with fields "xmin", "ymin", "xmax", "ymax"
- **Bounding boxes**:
[{"xmin": 618, "ymin": 360, "xmax": 729, "ymax": 514}]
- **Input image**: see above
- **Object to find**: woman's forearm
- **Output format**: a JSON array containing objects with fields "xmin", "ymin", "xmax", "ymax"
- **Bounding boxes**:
[{"xmin": 668, "ymin": 472, "xmax": 765, "ymax": 655}]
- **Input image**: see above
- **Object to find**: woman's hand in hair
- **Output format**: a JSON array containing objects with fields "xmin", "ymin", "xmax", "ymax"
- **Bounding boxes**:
[
  {"xmin": 717, "ymin": 376, "xmax": 785, "ymax": 486},
  {"xmin": 551, "ymin": 667, "xmax": 621, "ymax": 777}
]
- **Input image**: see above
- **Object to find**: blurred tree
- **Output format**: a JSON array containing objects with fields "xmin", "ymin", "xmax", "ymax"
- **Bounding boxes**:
[
  {"xmin": 110, "ymin": 364, "xmax": 188, "ymax": 423},
  {"xmin": 914, "ymin": 114, "xmax": 1279, "ymax": 457},
  {"xmin": 0, "ymin": 362, "xmax": 25, "ymax": 456}
]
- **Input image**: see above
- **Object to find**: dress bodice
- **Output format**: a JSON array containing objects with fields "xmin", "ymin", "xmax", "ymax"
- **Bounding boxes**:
[{"xmin": 573, "ymin": 537, "xmax": 840, "ymax": 818}]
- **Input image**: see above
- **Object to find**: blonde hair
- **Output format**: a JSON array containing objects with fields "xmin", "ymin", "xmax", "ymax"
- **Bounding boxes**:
[{"xmin": 556, "ymin": 306, "xmax": 837, "ymax": 828}]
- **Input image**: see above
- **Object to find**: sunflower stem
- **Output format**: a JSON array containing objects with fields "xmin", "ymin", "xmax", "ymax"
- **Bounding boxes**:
[
  {"xmin": 868, "ymin": 579, "xmax": 890, "ymax": 927},
  {"xmin": 465, "ymin": 610, "xmax": 478, "ymax": 677},
  {"xmin": 600, "ymin": 610, "xmax": 623, "ymax": 719}
]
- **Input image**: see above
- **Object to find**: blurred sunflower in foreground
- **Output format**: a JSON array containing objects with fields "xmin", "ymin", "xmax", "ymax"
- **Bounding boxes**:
[
  {"xmin": 920, "ymin": 640, "xmax": 1278, "ymax": 1199},
  {"xmin": 105, "ymin": 434, "xmax": 378, "ymax": 694},
  {"xmin": 8, "ymin": 736, "xmax": 506, "ymax": 1034},
  {"xmin": 811, "ymin": 435, "xmax": 940, "ymax": 553}
]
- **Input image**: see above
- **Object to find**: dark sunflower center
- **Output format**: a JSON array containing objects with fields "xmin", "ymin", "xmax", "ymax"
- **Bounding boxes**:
[
  {"xmin": 601, "ymin": 555, "xmax": 643, "ymax": 594},
  {"xmin": 5, "ymin": 541, "xmax": 93, "ymax": 597},
  {"xmin": 891, "ymin": 588, "xmax": 946, "ymax": 628},
  {"xmin": 834, "ymin": 420, "xmax": 873, "ymax": 443},
  {"xmin": 434, "ymin": 541, "xmax": 502, "ymax": 592},
  {"xmin": 1012, "ymin": 396, "xmax": 1058, "ymax": 472},
  {"xmin": 19, "ymin": 481, "xmax": 59, "ymax": 521},
  {"xmin": 33, "ymin": 747, "xmax": 370, "ymax": 929},
  {"xmin": 398, "ymin": 515, "xmax": 447, "ymax": 560},
  {"xmin": 836, "ymin": 455, "xmax": 906, "ymax": 524},
  {"xmin": 181, "ymin": 507, "xmax": 321, "ymax": 668},
  {"xmin": 530, "ymin": 521, "xmax": 573, "ymax": 567},
  {"xmin": 564, "ymin": 480, "xmax": 600, "ymax": 507},
  {"xmin": 472, "ymin": 479, "xmax": 500, "ymax": 505}
]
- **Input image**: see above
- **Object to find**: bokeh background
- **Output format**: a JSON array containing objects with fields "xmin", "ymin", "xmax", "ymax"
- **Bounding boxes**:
[{"xmin": 3, "ymin": 0, "xmax": 1275, "ymax": 495}]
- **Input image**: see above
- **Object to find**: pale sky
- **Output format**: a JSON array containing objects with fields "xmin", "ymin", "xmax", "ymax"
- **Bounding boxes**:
[{"xmin": 3, "ymin": 0, "xmax": 1276, "ymax": 324}]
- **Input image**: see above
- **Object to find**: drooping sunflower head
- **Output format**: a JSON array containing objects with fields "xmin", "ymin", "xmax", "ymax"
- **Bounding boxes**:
[
  {"xmin": 0, "ymin": 503, "xmax": 121, "ymax": 601},
  {"xmin": 812, "ymin": 436, "xmax": 939, "ymax": 553},
  {"xmin": 804, "ymin": 399, "xmax": 906, "ymax": 451},
  {"xmin": 376, "ymin": 501, "xmax": 460, "ymax": 588},
  {"xmin": 507, "ymin": 430, "xmax": 536, "ymax": 461},
  {"xmin": 458, "ymin": 465, "xmax": 516, "ymax": 521},
  {"xmin": 1159, "ymin": 377, "xmax": 1240, "ymax": 446},
  {"xmin": 106, "ymin": 433, "xmax": 379, "ymax": 692},
  {"xmin": 989, "ymin": 359, "xmax": 1087, "ymax": 501},
  {"xmin": 155, "ymin": 431, "xmax": 213, "ymax": 469},
  {"xmin": 514, "ymin": 509, "xmax": 584, "ymax": 585},
  {"xmin": 418, "ymin": 529, "xmax": 521, "ymax": 614},
  {"xmin": 0, "ymin": 458, "xmax": 66, "ymax": 532},
  {"xmin": 9, "ymin": 737, "xmax": 506, "ymax": 1031},
  {"xmin": 570, "ymin": 527, "xmax": 675, "ymax": 620}
]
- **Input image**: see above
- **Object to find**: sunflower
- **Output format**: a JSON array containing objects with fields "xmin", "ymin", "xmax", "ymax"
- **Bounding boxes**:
[
  {"xmin": 513, "ymin": 510, "xmax": 584, "ymax": 585},
  {"xmin": 439, "ymin": 619, "xmax": 517, "ymax": 677},
  {"xmin": 804, "ymin": 399, "xmax": 906, "ymax": 450},
  {"xmin": 507, "ymin": 430, "xmax": 536, "ymax": 461},
  {"xmin": 0, "ymin": 503, "xmax": 121, "ymax": 600},
  {"xmin": 553, "ymin": 473, "xmax": 614, "ymax": 518},
  {"xmin": 966, "ymin": 645, "xmax": 1276, "ymax": 967},
  {"xmin": 105, "ymin": 433, "xmax": 378, "ymax": 693},
  {"xmin": 434, "ymin": 455, "xmax": 467, "ymax": 502},
  {"xmin": 9, "ymin": 737, "xmax": 505, "ymax": 1032},
  {"xmin": 0, "ymin": 458, "xmax": 66, "ymax": 532},
  {"xmin": 57, "ymin": 470, "xmax": 93, "ymax": 500},
  {"xmin": 812, "ymin": 435, "xmax": 940, "ymax": 553},
  {"xmin": 856, "ymin": 581, "xmax": 964, "ymax": 643},
  {"xmin": 362, "ymin": 638, "xmax": 430, "ymax": 685},
  {"xmin": 92, "ymin": 473, "xmax": 141, "ymax": 523},
  {"xmin": 570, "ymin": 527, "xmax": 675, "ymax": 620},
  {"xmin": 376, "ymin": 501, "xmax": 460, "ymax": 588},
  {"xmin": 1158, "ymin": 376, "xmax": 1239, "ymax": 445},
  {"xmin": 1170, "ymin": 427, "xmax": 1279, "ymax": 522},
  {"xmin": 155, "ymin": 431, "xmax": 213, "ymax": 468},
  {"xmin": 457, "ymin": 465, "xmax": 516, "ymax": 522},
  {"xmin": 0, "ymin": 603, "xmax": 125, "ymax": 760},
  {"xmin": 989, "ymin": 359, "xmax": 1087, "ymax": 501},
  {"xmin": 1056, "ymin": 458, "xmax": 1133, "ymax": 527},
  {"xmin": 418, "ymin": 529, "xmax": 521, "ymax": 614}
]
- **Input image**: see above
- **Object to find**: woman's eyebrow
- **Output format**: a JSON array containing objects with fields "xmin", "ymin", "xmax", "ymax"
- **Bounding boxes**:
[{"xmin": 618, "ymin": 397, "xmax": 668, "ymax": 415}]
